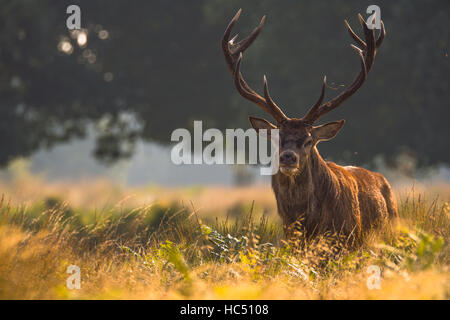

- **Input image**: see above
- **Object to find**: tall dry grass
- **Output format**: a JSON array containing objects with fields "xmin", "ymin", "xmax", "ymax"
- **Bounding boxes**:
[{"xmin": 0, "ymin": 171, "xmax": 448, "ymax": 299}]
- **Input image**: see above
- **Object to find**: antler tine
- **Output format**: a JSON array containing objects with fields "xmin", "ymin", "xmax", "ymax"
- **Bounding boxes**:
[
  {"xmin": 344, "ymin": 19, "xmax": 366, "ymax": 48},
  {"xmin": 302, "ymin": 14, "xmax": 383, "ymax": 124},
  {"xmin": 232, "ymin": 54, "xmax": 287, "ymax": 122},
  {"xmin": 350, "ymin": 45, "xmax": 368, "ymax": 77},
  {"xmin": 345, "ymin": 13, "xmax": 384, "ymax": 52},
  {"xmin": 222, "ymin": 10, "xmax": 288, "ymax": 123},
  {"xmin": 376, "ymin": 20, "xmax": 386, "ymax": 48},
  {"xmin": 230, "ymin": 14, "xmax": 267, "ymax": 96},
  {"xmin": 234, "ymin": 16, "xmax": 266, "ymax": 54},
  {"xmin": 302, "ymin": 76, "xmax": 327, "ymax": 124},
  {"xmin": 222, "ymin": 9, "xmax": 242, "ymax": 56},
  {"xmin": 233, "ymin": 54, "xmax": 271, "ymax": 114},
  {"xmin": 263, "ymin": 75, "xmax": 288, "ymax": 122},
  {"xmin": 358, "ymin": 13, "xmax": 376, "ymax": 72}
]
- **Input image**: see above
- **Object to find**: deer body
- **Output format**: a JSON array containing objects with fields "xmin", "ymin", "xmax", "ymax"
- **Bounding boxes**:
[
  {"xmin": 222, "ymin": 10, "xmax": 398, "ymax": 240},
  {"xmin": 272, "ymin": 147, "xmax": 397, "ymax": 240}
]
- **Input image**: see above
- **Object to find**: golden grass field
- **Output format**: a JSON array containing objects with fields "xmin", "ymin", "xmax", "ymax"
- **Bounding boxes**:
[{"xmin": 0, "ymin": 164, "xmax": 448, "ymax": 299}]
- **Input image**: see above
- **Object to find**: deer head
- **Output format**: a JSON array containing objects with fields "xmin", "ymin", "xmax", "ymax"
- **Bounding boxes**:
[{"xmin": 222, "ymin": 9, "xmax": 385, "ymax": 176}]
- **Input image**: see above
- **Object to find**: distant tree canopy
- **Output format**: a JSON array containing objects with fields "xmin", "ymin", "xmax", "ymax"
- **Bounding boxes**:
[{"xmin": 0, "ymin": 0, "xmax": 448, "ymax": 167}]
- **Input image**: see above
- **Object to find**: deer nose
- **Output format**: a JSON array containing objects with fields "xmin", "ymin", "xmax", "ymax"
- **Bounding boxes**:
[{"xmin": 280, "ymin": 151, "xmax": 298, "ymax": 166}]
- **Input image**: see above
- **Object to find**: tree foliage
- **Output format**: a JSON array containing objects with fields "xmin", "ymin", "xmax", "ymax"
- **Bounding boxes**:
[{"xmin": 0, "ymin": 0, "xmax": 448, "ymax": 167}]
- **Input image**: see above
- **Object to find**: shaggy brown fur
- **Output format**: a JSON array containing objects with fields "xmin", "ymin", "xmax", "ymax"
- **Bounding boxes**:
[{"xmin": 272, "ymin": 147, "xmax": 398, "ymax": 242}]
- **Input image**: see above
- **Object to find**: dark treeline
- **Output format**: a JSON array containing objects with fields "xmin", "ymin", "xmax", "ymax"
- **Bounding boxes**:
[{"xmin": 0, "ymin": 0, "xmax": 448, "ymax": 167}]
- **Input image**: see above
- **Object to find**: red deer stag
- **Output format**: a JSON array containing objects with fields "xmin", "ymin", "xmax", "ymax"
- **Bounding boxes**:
[{"xmin": 222, "ymin": 10, "xmax": 398, "ymax": 242}]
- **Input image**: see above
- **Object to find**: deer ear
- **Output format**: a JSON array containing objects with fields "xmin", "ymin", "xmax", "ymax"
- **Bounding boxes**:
[
  {"xmin": 311, "ymin": 120, "xmax": 345, "ymax": 142},
  {"xmin": 248, "ymin": 116, "xmax": 277, "ymax": 139},
  {"xmin": 248, "ymin": 116, "xmax": 277, "ymax": 132}
]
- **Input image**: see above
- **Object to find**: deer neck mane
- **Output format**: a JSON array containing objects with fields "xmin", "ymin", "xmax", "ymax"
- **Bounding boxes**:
[
  {"xmin": 307, "ymin": 147, "xmax": 339, "ymax": 203},
  {"xmin": 273, "ymin": 147, "xmax": 339, "ymax": 220}
]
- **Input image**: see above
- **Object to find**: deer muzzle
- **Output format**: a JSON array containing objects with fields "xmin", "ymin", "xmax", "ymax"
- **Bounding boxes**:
[{"xmin": 279, "ymin": 151, "xmax": 299, "ymax": 176}]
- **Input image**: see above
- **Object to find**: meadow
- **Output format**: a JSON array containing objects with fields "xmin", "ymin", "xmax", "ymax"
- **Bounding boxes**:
[{"xmin": 0, "ymin": 163, "xmax": 448, "ymax": 299}]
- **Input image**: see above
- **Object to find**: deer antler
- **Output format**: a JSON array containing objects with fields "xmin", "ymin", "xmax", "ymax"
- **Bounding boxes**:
[
  {"xmin": 302, "ymin": 14, "xmax": 386, "ymax": 124},
  {"xmin": 222, "ymin": 9, "xmax": 288, "ymax": 123}
]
